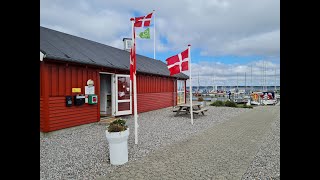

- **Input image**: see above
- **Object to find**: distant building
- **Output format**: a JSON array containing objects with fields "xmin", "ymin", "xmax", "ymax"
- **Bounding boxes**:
[{"xmin": 40, "ymin": 26, "xmax": 188, "ymax": 132}]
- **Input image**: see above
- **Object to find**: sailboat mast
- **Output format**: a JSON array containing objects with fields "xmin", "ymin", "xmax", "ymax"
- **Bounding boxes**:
[
  {"xmin": 265, "ymin": 61, "xmax": 267, "ymax": 91},
  {"xmin": 198, "ymin": 72, "xmax": 200, "ymax": 92},
  {"xmin": 245, "ymin": 72, "xmax": 246, "ymax": 93},
  {"xmin": 261, "ymin": 61, "xmax": 264, "ymax": 91},
  {"xmin": 237, "ymin": 72, "xmax": 238, "ymax": 91},
  {"xmin": 274, "ymin": 68, "xmax": 276, "ymax": 92},
  {"xmin": 251, "ymin": 64, "xmax": 253, "ymax": 92}
]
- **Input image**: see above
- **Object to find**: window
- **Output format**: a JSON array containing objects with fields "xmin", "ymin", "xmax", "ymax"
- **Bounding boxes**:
[{"xmin": 177, "ymin": 80, "xmax": 185, "ymax": 104}]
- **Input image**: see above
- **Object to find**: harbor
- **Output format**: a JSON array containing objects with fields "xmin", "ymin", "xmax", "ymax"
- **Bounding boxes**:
[{"xmin": 188, "ymin": 85, "xmax": 280, "ymax": 106}]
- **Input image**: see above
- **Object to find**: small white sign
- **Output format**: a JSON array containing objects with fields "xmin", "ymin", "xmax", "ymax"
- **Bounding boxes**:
[{"xmin": 85, "ymin": 86, "xmax": 95, "ymax": 94}]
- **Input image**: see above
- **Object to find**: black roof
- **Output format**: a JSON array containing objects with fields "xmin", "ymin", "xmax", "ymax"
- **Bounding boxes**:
[{"xmin": 40, "ymin": 26, "xmax": 188, "ymax": 79}]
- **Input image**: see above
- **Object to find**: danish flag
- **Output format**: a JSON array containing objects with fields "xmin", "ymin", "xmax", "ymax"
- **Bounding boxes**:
[
  {"xmin": 166, "ymin": 48, "xmax": 189, "ymax": 76},
  {"xmin": 134, "ymin": 12, "xmax": 153, "ymax": 27},
  {"xmin": 130, "ymin": 43, "xmax": 136, "ymax": 81}
]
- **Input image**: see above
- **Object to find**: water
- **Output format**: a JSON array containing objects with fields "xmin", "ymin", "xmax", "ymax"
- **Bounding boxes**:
[{"xmin": 186, "ymin": 86, "xmax": 280, "ymax": 93}]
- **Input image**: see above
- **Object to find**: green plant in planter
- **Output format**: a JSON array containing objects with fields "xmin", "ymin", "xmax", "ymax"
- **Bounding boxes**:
[{"xmin": 107, "ymin": 119, "xmax": 128, "ymax": 132}]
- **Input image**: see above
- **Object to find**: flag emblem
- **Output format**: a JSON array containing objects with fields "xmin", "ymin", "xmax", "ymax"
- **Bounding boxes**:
[{"xmin": 137, "ymin": 28, "xmax": 150, "ymax": 39}]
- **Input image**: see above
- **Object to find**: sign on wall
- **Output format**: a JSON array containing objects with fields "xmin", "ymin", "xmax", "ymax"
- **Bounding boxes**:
[
  {"xmin": 72, "ymin": 88, "xmax": 81, "ymax": 93},
  {"xmin": 85, "ymin": 86, "xmax": 95, "ymax": 94}
]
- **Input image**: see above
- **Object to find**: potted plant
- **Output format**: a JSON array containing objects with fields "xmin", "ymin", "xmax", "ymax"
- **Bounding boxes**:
[{"xmin": 105, "ymin": 119, "xmax": 129, "ymax": 165}]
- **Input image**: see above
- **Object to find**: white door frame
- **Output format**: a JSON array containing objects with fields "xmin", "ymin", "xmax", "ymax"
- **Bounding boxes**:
[
  {"xmin": 113, "ymin": 74, "xmax": 132, "ymax": 116},
  {"xmin": 99, "ymin": 72, "xmax": 115, "ymax": 116}
]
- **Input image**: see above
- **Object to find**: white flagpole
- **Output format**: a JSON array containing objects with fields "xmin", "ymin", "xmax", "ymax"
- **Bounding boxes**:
[
  {"xmin": 131, "ymin": 18, "xmax": 138, "ymax": 144},
  {"xmin": 153, "ymin": 10, "xmax": 156, "ymax": 60},
  {"xmin": 188, "ymin": 44, "xmax": 193, "ymax": 125}
]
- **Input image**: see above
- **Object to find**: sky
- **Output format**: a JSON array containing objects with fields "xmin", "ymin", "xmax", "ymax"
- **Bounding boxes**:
[{"xmin": 40, "ymin": 0, "xmax": 280, "ymax": 86}]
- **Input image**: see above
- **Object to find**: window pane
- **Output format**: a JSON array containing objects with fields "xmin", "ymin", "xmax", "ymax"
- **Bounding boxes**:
[
  {"xmin": 178, "ymin": 92, "xmax": 185, "ymax": 104},
  {"xmin": 177, "ymin": 80, "xmax": 185, "ymax": 92},
  {"xmin": 118, "ymin": 77, "xmax": 130, "ymax": 100}
]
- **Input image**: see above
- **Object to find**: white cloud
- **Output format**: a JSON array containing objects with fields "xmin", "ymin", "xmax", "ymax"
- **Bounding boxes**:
[
  {"xmin": 185, "ymin": 60, "xmax": 280, "ymax": 86},
  {"xmin": 41, "ymin": 0, "xmax": 279, "ymax": 57},
  {"xmin": 40, "ymin": 0, "xmax": 280, "ymax": 86}
]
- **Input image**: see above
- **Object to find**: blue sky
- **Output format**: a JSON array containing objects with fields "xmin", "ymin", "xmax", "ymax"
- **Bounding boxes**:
[{"xmin": 40, "ymin": 0, "xmax": 280, "ymax": 86}]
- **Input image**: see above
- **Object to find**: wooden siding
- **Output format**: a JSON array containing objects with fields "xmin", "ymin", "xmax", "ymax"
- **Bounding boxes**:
[
  {"xmin": 47, "ymin": 97, "xmax": 98, "ymax": 131},
  {"xmin": 137, "ymin": 92, "xmax": 175, "ymax": 113},
  {"xmin": 135, "ymin": 75, "xmax": 178, "ymax": 113},
  {"xmin": 47, "ymin": 63, "xmax": 99, "ymax": 97},
  {"xmin": 136, "ymin": 75, "xmax": 175, "ymax": 93},
  {"xmin": 40, "ymin": 59, "xmax": 186, "ymax": 132},
  {"xmin": 40, "ymin": 61, "xmax": 100, "ymax": 132},
  {"xmin": 40, "ymin": 98, "xmax": 44, "ymax": 131}
]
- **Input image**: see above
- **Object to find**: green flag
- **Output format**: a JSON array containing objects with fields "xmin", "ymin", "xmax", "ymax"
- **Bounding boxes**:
[{"xmin": 138, "ymin": 28, "xmax": 150, "ymax": 39}]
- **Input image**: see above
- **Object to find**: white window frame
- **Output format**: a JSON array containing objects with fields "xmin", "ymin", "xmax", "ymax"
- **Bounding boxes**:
[{"xmin": 177, "ymin": 80, "xmax": 185, "ymax": 104}]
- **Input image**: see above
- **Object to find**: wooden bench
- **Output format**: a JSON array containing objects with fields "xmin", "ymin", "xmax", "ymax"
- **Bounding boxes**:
[
  {"xmin": 172, "ymin": 107, "xmax": 188, "ymax": 112},
  {"xmin": 192, "ymin": 108, "xmax": 208, "ymax": 115}
]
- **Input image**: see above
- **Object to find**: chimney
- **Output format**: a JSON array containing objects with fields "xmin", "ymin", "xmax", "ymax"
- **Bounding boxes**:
[{"xmin": 122, "ymin": 38, "xmax": 132, "ymax": 52}]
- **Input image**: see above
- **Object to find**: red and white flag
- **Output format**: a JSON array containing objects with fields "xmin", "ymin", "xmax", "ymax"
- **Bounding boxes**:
[
  {"xmin": 130, "ymin": 43, "xmax": 136, "ymax": 81},
  {"xmin": 166, "ymin": 48, "xmax": 189, "ymax": 76},
  {"xmin": 134, "ymin": 12, "xmax": 153, "ymax": 27}
]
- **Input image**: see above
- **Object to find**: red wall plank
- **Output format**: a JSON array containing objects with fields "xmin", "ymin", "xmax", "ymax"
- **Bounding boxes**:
[
  {"xmin": 137, "ymin": 92, "xmax": 174, "ymax": 113},
  {"xmin": 40, "ymin": 98, "xmax": 44, "ymax": 131},
  {"xmin": 47, "ymin": 96, "xmax": 98, "ymax": 131}
]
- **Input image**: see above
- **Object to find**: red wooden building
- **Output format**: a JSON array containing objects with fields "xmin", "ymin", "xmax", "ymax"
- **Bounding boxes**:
[{"xmin": 40, "ymin": 26, "xmax": 189, "ymax": 132}]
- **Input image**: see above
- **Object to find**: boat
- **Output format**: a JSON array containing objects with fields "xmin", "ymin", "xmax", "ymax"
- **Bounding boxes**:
[{"xmin": 261, "ymin": 91, "xmax": 277, "ymax": 105}]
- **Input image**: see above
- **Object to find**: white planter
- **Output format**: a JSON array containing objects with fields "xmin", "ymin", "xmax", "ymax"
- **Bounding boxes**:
[{"xmin": 105, "ymin": 128, "xmax": 129, "ymax": 165}]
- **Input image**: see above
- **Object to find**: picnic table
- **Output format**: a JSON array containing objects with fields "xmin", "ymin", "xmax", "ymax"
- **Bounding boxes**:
[{"xmin": 174, "ymin": 102, "xmax": 208, "ymax": 116}]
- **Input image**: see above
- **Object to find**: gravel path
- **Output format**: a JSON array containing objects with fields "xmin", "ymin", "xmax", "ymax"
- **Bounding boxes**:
[
  {"xmin": 241, "ymin": 108, "xmax": 280, "ymax": 179},
  {"xmin": 100, "ymin": 106, "xmax": 280, "ymax": 180},
  {"xmin": 40, "ymin": 106, "xmax": 250, "ymax": 180}
]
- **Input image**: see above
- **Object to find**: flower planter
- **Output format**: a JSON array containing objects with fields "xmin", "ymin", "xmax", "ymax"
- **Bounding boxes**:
[{"xmin": 105, "ymin": 128, "xmax": 129, "ymax": 165}]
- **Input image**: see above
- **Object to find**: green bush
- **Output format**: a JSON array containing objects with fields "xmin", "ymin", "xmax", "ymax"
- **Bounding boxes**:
[
  {"xmin": 210, "ymin": 100, "xmax": 224, "ymax": 106},
  {"xmin": 225, "ymin": 100, "xmax": 237, "ymax": 107},
  {"xmin": 107, "ymin": 119, "xmax": 128, "ymax": 132},
  {"xmin": 240, "ymin": 104, "xmax": 253, "ymax": 108}
]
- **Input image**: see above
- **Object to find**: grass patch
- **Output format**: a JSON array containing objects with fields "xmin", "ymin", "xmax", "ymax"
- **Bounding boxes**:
[
  {"xmin": 224, "ymin": 100, "xmax": 237, "ymax": 107},
  {"xmin": 237, "ymin": 104, "xmax": 253, "ymax": 108},
  {"xmin": 210, "ymin": 100, "xmax": 225, "ymax": 106},
  {"xmin": 210, "ymin": 100, "xmax": 254, "ymax": 109}
]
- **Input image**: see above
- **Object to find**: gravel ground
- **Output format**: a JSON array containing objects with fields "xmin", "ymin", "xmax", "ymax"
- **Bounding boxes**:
[
  {"xmin": 242, "ymin": 108, "xmax": 280, "ymax": 180},
  {"xmin": 40, "ymin": 106, "xmax": 250, "ymax": 180}
]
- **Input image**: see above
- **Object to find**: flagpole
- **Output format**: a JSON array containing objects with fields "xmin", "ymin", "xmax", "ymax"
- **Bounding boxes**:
[
  {"xmin": 153, "ymin": 10, "xmax": 156, "ymax": 60},
  {"xmin": 188, "ymin": 44, "xmax": 193, "ymax": 125},
  {"xmin": 131, "ymin": 18, "xmax": 138, "ymax": 144}
]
